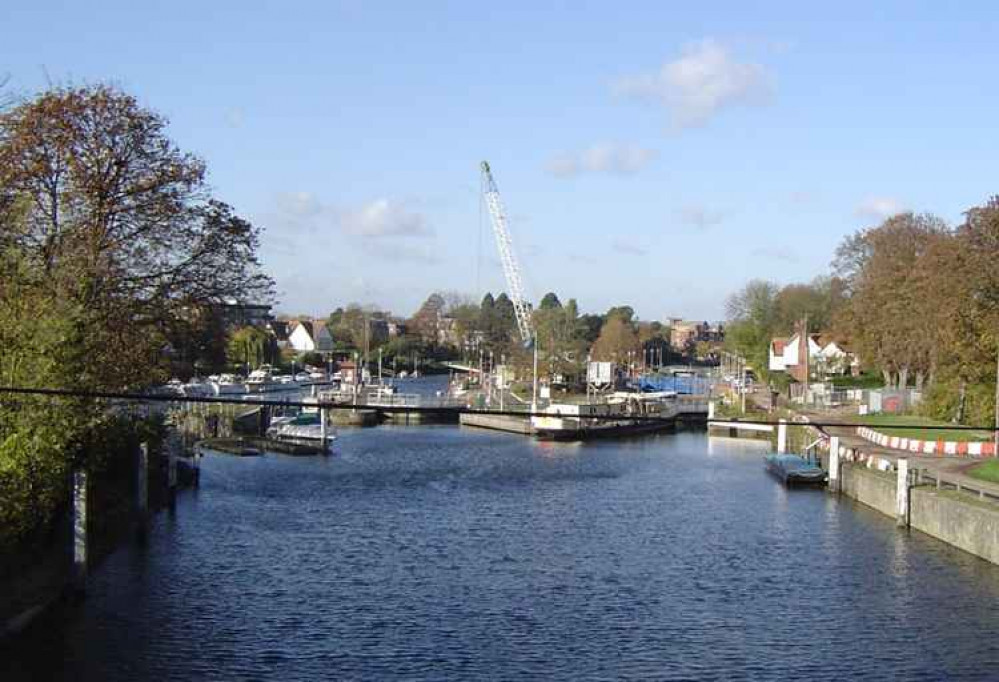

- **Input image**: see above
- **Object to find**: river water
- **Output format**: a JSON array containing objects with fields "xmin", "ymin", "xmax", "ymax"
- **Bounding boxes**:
[{"xmin": 6, "ymin": 426, "xmax": 999, "ymax": 680}]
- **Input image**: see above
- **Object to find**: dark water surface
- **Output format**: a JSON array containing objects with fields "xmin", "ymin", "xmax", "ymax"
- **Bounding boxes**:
[{"xmin": 6, "ymin": 428, "xmax": 999, "ymax": 680}]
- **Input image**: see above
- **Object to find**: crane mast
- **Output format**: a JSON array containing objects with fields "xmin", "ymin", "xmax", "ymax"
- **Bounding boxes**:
[{"xmin": 481, "ymin": 161, "xmax": 533, "ymax": 346}]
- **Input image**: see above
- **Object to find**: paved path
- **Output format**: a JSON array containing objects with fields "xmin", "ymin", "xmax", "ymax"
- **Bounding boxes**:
[{"xmin": 796, "ymin": 404, "xmax": 999, "ymax": 501}]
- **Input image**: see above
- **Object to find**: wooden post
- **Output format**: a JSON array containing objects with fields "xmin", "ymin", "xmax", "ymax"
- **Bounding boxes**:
[
  {"xmin": 828, "ymin": 436, "xmax": 840, "ymax": 494},
  {"xmin": 320, "ymin": 407, "xmax": 328, "ymax": 453},
  {"xmin": 777, "ymin": 419, "xmax": 788, "ymax": 453},
  {"xmin": 896, "ymin": 458, "xmax": 909, "ymax": 528},
  {"xmin": 167, "ymin": 438, "xmax": 178, "ymax": 508},
  {"xmin": 71, "ymin": 468, "xmax": 88, "ymax": 596},
  {"xmin": 137, "ymin": 442, "xmax": 149, "ymax": 539}
]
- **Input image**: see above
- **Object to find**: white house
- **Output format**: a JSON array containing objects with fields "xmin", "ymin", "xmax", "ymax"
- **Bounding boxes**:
[
  {"xmin": 288, "ymin": 320, "xmax": 333, "ymax": 353},
  {"xmin": 770, "ymin": 332, "xmax": 857, "ymax": 380}
]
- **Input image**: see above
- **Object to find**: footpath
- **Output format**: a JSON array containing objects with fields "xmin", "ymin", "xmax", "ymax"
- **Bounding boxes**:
[
  {"xmin": 796, "ymin": 404, "xmax": 999, "ymax": 502},
  {"xmin": 740, "ymin": 389, "xmax": 999, "ymax": 502}
]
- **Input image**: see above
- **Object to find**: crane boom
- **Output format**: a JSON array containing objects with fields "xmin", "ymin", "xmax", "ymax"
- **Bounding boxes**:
[{"xmin": 481, "ymin": 161, "xmax": 533, "ymax": 345}]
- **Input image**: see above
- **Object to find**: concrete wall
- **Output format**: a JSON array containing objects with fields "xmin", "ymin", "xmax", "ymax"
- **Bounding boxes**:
[
  {"xmin": 910, "ymin": 489, "xmax": 999, "ymax": 565},
  {"xmin": 840, "ymin": 464, "xmax": 897, "ymax": 518},
  {"xmin": 459, "ymin": 413, "xmax": 533, "ymax": 435},
  {"xmin": 841, "ymin": 464, "xmax": 999, "ymax": 565}
]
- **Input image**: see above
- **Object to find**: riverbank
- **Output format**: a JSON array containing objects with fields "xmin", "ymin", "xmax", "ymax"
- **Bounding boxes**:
[
  {"xmin": 0, "ymin": 449, "xmax": 198, "ymax": 643},
  {"xmin": 711, "ymin": 391, "xmax": 999, "ymax": 566}
]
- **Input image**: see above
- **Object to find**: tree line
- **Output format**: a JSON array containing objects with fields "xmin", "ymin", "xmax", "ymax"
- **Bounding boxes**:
[{"xmin": 724, "ymin": 202, "xmax": 999, "ymax": 425}]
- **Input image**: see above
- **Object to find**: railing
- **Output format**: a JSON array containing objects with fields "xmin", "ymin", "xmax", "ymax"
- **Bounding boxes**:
[{"xmin": 912, "ymin": 468, "xmax": 999, "ymax": 503}]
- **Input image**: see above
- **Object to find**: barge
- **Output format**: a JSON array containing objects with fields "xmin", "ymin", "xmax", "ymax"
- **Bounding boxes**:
[{"xmin": 531, "ymin": 392, "xmax": 678, "ymax": 441}]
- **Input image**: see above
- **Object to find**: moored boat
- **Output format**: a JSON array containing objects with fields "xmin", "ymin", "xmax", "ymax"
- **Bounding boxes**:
[
  {"xmin": 532, "ymin": 391, "xmax": 678, "ymax": 441},
  {"xmin": 764, "ymin": 454, "xmax": 827, "ymax": 487}
]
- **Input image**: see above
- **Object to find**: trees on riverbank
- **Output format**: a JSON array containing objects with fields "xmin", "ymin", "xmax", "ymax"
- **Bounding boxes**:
[
  {"xmin": 0, "ymin": 84, "xmax": 273, "ymax": 551},
  {"xmin": 724, "ymin": 197, "xmax": 999, "ymax": 425}
]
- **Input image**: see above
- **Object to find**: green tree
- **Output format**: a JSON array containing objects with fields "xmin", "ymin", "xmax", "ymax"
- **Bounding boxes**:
[
  {"xmin": 539, "ymin": 292, "xmax": 562, "ymax": 310},
  {"xmin": 227, "ymin": 326, "xmax": 273, "ymax": 371}
]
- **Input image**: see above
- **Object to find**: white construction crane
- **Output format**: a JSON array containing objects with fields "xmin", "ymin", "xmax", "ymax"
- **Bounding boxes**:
[{"xmin": 480, "ymin": 161, "xmax": 534, "ymax": 347}]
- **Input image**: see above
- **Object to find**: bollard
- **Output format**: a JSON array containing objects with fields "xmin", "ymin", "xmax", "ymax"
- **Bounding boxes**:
[
  {"xmin": 777, "ymin": 419, "xmax": 787, "ymax": 454},
  {"xmin": 896, "ymin": 458, "xmax": 910, "ymax": 528},
  {"xmin": 71, "ymin": 469, "xmax": 88, "ymax": 596},
  {"xmin": 707, "ymin": 401, "xmax": 715, "ymax": 420},
  {"xmin": 828, "ymin": 436, "xmax": 840, "ymax": 494}
]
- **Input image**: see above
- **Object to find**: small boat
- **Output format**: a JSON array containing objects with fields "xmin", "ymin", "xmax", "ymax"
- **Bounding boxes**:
[
  {"xmin": 764, "ymin": 454, "xmax": 827, "ymax": 487},
  {"xmin": 267, "ymin": 412, "xmax": 336, "ymax": 447}
]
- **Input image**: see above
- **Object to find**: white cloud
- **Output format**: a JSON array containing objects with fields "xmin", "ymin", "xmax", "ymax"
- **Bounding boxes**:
[
  {"xmin": 855, "ymin": 196, "xmax": 906, "ymax": 221},
  {"xmin": 340, "ymin": 198, "xmax": 433, "ymax": 238},
  {"xmin": 613, "ymin": 39, "xmax": 772, "ymax": 129},
  {"xmin": 677, "ymin": 205, "xmax": 726, "ymax": 229},
  {"xmin": 546, "ymin": 142, "xmax": 658, "ymax": 177},
  {"xmin": 612, "ymin": 238, "xmax": 648, "ymax": 256}
]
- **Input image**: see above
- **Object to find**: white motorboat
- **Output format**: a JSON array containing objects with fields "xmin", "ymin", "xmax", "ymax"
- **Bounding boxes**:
[{"xmin": 210, "ymin": 373, "xmax": 248, "ymax": 396}]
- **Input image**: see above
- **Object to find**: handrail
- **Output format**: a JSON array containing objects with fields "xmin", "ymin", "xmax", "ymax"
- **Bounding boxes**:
[{"xmin": 913, "ymin": 468, "xmax": 999, "ymax": 504}]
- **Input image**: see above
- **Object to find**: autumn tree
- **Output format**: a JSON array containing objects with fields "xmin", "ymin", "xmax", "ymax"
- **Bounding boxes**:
[
  {"xmin": 834, "ymin": 212, "xmax": 948, "ymax": 388},
  {"xmin": 0, "ymin": 84, "xmax": 273, "ymax": 390},
  {"xmin": 0, "ymin": 84, "xmax": 273, "ymax": 548},
  {"xmin": 590, "ymin": 316, "xmax": 640, "ymax": 363}
]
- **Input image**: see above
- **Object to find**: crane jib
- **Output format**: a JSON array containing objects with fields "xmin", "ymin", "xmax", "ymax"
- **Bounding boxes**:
[{"xmin": 480, "ymin": 161, "xmax": 534, "ymax": 345}]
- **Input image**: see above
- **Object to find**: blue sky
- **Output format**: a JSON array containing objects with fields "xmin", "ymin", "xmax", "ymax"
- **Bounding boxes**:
[{"xmin": 5, "ymin": 1, "xmax": 999, "ymax": 320}]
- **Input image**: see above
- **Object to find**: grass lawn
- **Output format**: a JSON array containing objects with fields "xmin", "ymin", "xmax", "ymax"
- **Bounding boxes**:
[
  {"xmin": 849, "ymin": 413, "xmax": 993, "ymax": 442},
  {"xmin": 968, "ymin": 460, "xmax": 999, "ymax": 484}
]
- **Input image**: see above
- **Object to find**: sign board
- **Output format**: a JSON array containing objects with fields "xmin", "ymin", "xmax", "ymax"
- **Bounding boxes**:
[{"xmin": 587, "ymin": 361, "xmax": 614, "ymax": 386}]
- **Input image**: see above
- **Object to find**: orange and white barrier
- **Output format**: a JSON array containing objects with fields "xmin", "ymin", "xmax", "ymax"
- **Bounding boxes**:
[{"xmin": 855, "ymin": 426, "xmax": 996, "ymax": 457}]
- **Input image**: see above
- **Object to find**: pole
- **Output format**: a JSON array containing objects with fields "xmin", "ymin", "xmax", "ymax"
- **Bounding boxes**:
[
  {"xmin": 896, "ymin": 458, "xmax": 910, "ymax": 528},
  {"xmin": 500, "ymin": 353, "xmax": 506, "ymax": 411},
  {"xmin": 320, "ymin": 407, "xmax": 328, "ymax": 452},
  {"xmin": 136, "ymin": 442, "xmax": 149, "ymax": 540},
  {"xmin": 994, "ymin": 341, "xmax": 999, "ymax": 456},
  {"xmin": 532, "ymin": 337, "xmax": 539, "ymax": 413}
]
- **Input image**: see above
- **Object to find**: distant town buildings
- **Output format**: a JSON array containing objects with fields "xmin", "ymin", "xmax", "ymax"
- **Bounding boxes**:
[
  {"xmin": 666, "ymin": 318, "xmax": 724, "ymax": 351},
  {"xmin": 216, "ymin": 299, "xmax": 274, "ymax": 328}
]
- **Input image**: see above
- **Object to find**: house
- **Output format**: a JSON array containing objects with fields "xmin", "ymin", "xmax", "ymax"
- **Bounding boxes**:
[
  {"xmin": 769, "ymin": 328, "xmax": 858, "ymax": 380},
  {"xmin": 288, "ymin": 320, "xmax": 334, "ymax": 353}
]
